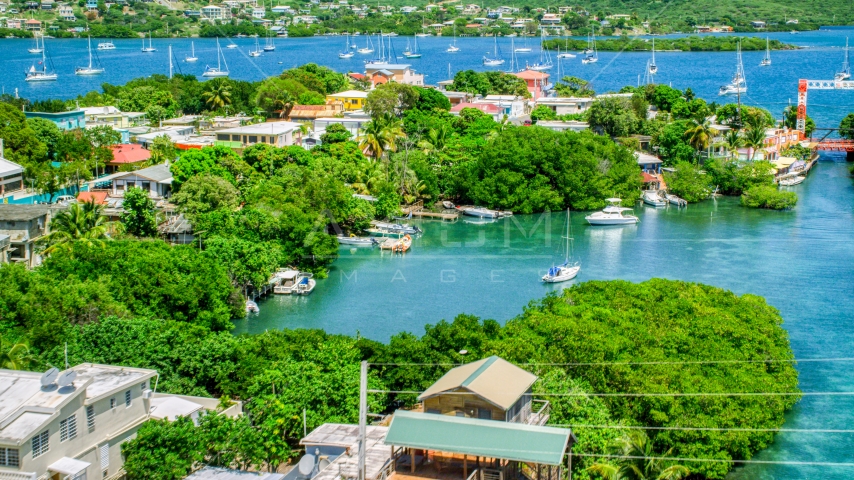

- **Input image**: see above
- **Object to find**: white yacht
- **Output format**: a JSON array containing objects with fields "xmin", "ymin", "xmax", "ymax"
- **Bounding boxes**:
[
  {"xmin": 339, "ymin": 34, "xmax": 355, "ymax": 58},
  {"xmin": 585, "ymin": 198, "xmax": 639, "ymax": 225},
  {"xmin": 720, "ymin": 42, "xmax": 747, "ymax": 95},
  {"xmin": 483, "ymin": 36, "xmax": 505, "ymax": 66},
  {"xmin": 357, "ymin": 35, "xmax": 374, "ymax": 54},
  {"xmin": 515, "ymin": 35, "xmax": 532, "ymax": 53},
  {"xmin": 836, "ymin": 38, "xmax": 850, "ymax": 81},
  {"xmin": 186, "ymin": 41, "xmax": 198, "ymax": 62},
  {"xmin": 642, "ymin": 190, "xmax": 667, "ymax": 207},
  {"xmin": 581, "ymin": 27, "xmax": 598, "ymax": 64},
  {"xmin": 75, "ymin": 36, "xmax": 105, "ymax": 75},
  {"xmin": 542, "ymin": 208, "xmax": 580, "ymax": 283},
  {"xmin": 263, "ymin": 31, "xmax": 275, "ymax": 51},
  {"xmin": 97, "ymin": 39, "xmax": 116, "ymax": 50},
  {"xmin": 141, "ymin": 31, "xmax": 156, "ymax": 52},
  {"xmin": 226, "ymin": 39, "xmax": 238, "ymax": 49},
  {"xmin": 202, "ymin": 38, "xmax": 229, "ymax": 77},
  {"xmin": 528, "ymin": 31, "xmax": 553, "ymax": 71},
  {"xmin": 25, "ymin": 48, "xmax": 57, "ymax": 82}
]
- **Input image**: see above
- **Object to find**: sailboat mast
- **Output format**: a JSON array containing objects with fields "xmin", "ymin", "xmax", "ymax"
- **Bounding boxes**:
[
  {"xmin": 169, "ymin": 45, "xmax": 173, "ymax": 79},
  {"xmin": 88, "ymin": 36, "xmax": 93, "ymax": 68}
]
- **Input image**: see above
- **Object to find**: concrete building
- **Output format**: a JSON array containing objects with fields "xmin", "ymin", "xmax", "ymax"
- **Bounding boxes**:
[
  {"xmin": 364, "ymin": 64, "xmax": 424, "ymax": 87},
  {"xmin": 214, "ymin": 121, "xmax": 302, "ymax": 149},
  {"xmin": 0, "ymin": 204, "xmax": 57, "ymax": 267},
  {"xmin": 513, "ymin": 69, "xmax": 550, "ymax": 100},
  {"xmin": 24, "ymin": 110, "xmax": 85, "ymax": 131},
  {"xmin": 200, "ymin": 5, "xmax": 226, "ymax": 21},
  {"xmin": 450, "ymin": 102, "xmax": 502, "ymax": 122},
  {"xmin": 325, "ymin": 90, "xmax": 368, "ymax": 111},
  {"xmin": 535, "ymin": 96, "xmax": 594, "ymax": 115},
  {"xmin": 0, "ymin": 234, "xmax": 10, "ymax": 263},
  {"xmin": 87, "ymin": 163, "xmax": 173, "ymax": 200},
  {"xmin": 106, "ymin": 144, "xmax": 151, "ymax": 173},
  {"xmin": 313, "ymin": 114, "xmax": 371, "ymax": 139},
  {"xmin": 0, "ymin": 364, "xmax": 239, "ymax": 480},
  {"xmin": 0, "ymin": 146, "xmax": 24, "ymax": 199},
  {"xmin": 535, "ymin": 120, "xmax": 589, "ymax": 132},
  {"xmin": 57, "ymin": 4, "xmax": 74, "ymax": 20}
]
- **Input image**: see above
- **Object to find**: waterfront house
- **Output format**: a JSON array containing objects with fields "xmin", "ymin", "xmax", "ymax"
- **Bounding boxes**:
[
  {"xmin": 325, "ymin": 90, "xmax": 368, "ymax": 111},
  {"xmin": 214, "ymin": 121, "xmax": 302, "ymax": 149},
  {"xmin": 0, "ymin": 204, "xmax": 58, "ymax": 267},
  {"xmin": 364, "ymin": 64, "xmax": 425, "ymax": 87},
  {"xmin": 535, "ymin": 96, "xmax": 594, "ymax": 115},
  {"xmin": 514, "ymin": 69, "xmax": 550, "ymax": 100},
  {"xmin": 88, "ymin": 163, "xmax": 173, "ymax": 200},
  {"xmin": 0, "ymin": 364, "xmax": 240, "ymax": 480},
  {"xmin": 24, "ymin": 109, "xmax": 85, "ymax": 131},
  {"xmin": 635, "ymin": 151, "xmax": 662, "ymax": 173},
  {"xmin": 107, "ymin": 144, "xmax": 151, "ymax": 173},
  {"xmin": 0, "ymin": 143, "xmax": 24, "ymax": 199}
]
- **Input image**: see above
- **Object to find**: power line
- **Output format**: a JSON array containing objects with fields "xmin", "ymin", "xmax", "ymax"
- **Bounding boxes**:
[
  {"xmin": 568, "ymin": 453, "xmax": 854, "ymax": 467},
  {"xmin": 368, "ymin": 390, "xmax": 844, "ymax": 398},
  {"xmin": 368, "ymin": 357, "xmax": 854, "ymax": 367},
  {"xmin": 552, "ymin": 424, "xmax": 854, "ymax": 434}
]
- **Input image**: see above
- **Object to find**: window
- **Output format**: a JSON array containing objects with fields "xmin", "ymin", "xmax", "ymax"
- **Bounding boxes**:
[
  {"xmin": 60, "ymin": 414, "xmax": 77, "ymax": 442},
  {"xmin": 140, "ymin": 381, "xmax": 147, "ymax": 390},
  {"xmin": 0, "ymin": 447, "xmax": 20, "ymax": 467},
  {"xmin": 86, "ymin": 405, "xmax": 95, "ymax": 430},
  {"xmin": 478, "ymin": 408, "xmax": 492, "ymax": 420},
  {"xmin": 125, "ymin": 390, "xmax": 131, "ymax": 407},
  {"xmin": 110, "ymin": 398, "xmax": 116, "ymax": 409},
  {"xmin": 32, "ymin": 430, "xmax": 49, "ymax": 458}
]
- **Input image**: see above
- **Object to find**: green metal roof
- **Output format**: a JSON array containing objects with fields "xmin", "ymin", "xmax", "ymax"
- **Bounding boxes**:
[{"xmin": 384, "ymin": 411, "xmax": 573, "ymax": 466}]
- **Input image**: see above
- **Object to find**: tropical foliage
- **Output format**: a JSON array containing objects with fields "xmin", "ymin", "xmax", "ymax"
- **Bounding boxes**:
[{"xmin": 40, "ymin": 200, "xmax": 111, "ymax": 255}]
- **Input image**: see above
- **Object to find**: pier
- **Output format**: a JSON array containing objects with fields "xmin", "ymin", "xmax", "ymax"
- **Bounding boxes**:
[{"xmin": 401, "ymin": 201, "xmax": 460, "ymax": 222}]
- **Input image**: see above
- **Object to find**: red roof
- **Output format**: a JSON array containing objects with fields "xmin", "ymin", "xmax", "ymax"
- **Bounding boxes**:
[
  {"xmin": 641, "ymin": 172, "xmax": 660, "ymax": 183},
  {"xmin": 349, "ymin": 73, "xmax": 366, "ymax": 80},
  {"xmin": 109, "ymin": 144, "xmax": 151, "ymax": 164},
  {"xmin": 450, "ymin": 103, "xmax": 500, "ymax": 114},
  {"xmin": 514, "ymin": 69, "xmax": 550, "ymax": 80},
  {"xmin": 77, "ymin": 191, "xmax": 109, "ymax": 205}
]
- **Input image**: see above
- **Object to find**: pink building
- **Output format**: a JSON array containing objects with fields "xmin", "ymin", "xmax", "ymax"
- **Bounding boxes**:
[{"xmin": 514, "ymin": 69, "xmax": 550, "ymax": 100}]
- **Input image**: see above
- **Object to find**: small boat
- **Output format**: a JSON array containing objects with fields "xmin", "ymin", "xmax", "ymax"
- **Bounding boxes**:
[
  {"xmin": 339, "ymin": 34, "xmax": 355, "ymax": 58},
  {"xmin": 28, "ymin": 35, "xmax": 44, "ymax": 54},
  {"xmin": 556, "ymin": 36, "xmax": 575, "ymax": 58},
  {"xmin": 442, "ymin": 201, "xmax": 456, "ymax": 209},
  {"xmin": 226, "ymin": 40, "xmax": 238, "ymax": 49},
  {"xmin": 75, "ymin": 36, "xmax": 105, "ymax": 75},
  {"xmin": 720, "ymin": 42, "xmax": 747, "ymax": 95},
  {"xmin": 835, "ymin": 38, "xmax": 850, "ymax": 81},
  {"xmin": 581, "ymin": 27, "xmax": 598, "ymax": 63},
  {"xmin": 403, "ymin": 36, "xmax": 422, "ymax": 58},
  {"xmin": 186, "ymin": 41, "xmax": 198, "ymax": 62},
  {"xmin": 665, "ymin": 193, "xmax": 687, "ymax": 207},
  {"xmin": 760, "ymin": 37, "xmax": 771, "ymax": 66},
  {"xmin": 642, "ymin": 190, "xmax": 667, "ymax": 207},
  {"xmin": 367, "ymin": 221, "xmax": 422, "ymax": 236},
  {"xmin": 263, "ymin": 30, "xmax": 276, "ymax": 51},
  {"xmin": 483, "ymin": 36, "xmax": 505, "ymax": 66},
  {"xmin": 97, "ymin": 39, "xmax": 115, "ymax": 50},
  {"xmin": 25, "ymin": 49, "xmax": 57, "ymax": 82},
  {"xmin": 380, "ymin": 234, "xmax": 412, "ymax": 253},
  {"xmin": 202, "ymin": 38, "xmax": 229, "ymax": 77},
  {"xmin": 358, "ymin": 35, "xmax": 374, "ymax": 54},
  {"xmin": 250, "ymin": 37, "xmax": 262, "ymax": 57},
  {"xmin": 447, "ymin": 25, "xmax": 460, "ymax": 52},
  {"xmin": 337, "ymin": 234, "xmax": 378, "ymax": 246},
  {"xmin": 458, "ymin": 206, "xmax": 501, "ymax": 219},
  {"xmin": 648, "ymin": 38, "xmax": 658, "ymax": 74},
  {"xmin": 585, "ymin": 198, "xmax": 639, "ymax": 225},
  {"xmin": 528, "ymin": 31, "xmax": 553, "ymax": 71},
  {"xmin": 245, "ymin": 300, "xmax": 259, "ymax": 313},
  {"xmin": 272, "ymin": 269, "xmax": 316, "ymax": 295},
  {"xmin": 141, "ymin": 31, "xmax": 156, "ymax": 52},
  {"xmin": 778, "ymin": 175, "xmax": 806, "ymax": 186},
  {"xmin": 542, "ymin": 208, "xmax": 581, "ymax": 283}
]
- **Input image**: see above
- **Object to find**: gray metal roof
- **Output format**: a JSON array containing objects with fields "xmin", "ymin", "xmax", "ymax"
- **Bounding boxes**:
[
  {"xmin": 91, "ymin": 163, "xmax": 173, "ymax": 185},
  {"xmin": 0, "ymin": 204, "xmax": 54, "ymax": 221},
  {"xmin": 185, "ymin": 467, "xmax": 285, "ymax": 480}
]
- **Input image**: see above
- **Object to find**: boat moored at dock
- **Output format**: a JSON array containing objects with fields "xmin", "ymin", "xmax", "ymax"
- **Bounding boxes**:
[
  {"xmin": 337, "ymin": 234, "xmax": 379, "ymax": 246},
  {"xmin": 367, "ymin": 221, "xmax": 422, "ymax": 236},
  {"xmin": 642, "ymin": 190, "xmax": 668, "ymax": 207},
  {"xmin": 272, "ymin": 269, "xmax": 316, "ymax": 295},
  {"xmin": 585, "ymin": 198, "xmax": 640, "ymax": 225}
]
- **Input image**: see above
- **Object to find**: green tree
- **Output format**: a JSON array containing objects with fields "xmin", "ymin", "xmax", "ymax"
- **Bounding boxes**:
[
  {"xmin": 530, "ymin": 105, "xmax": 558, "ymax": 122},
  {"xmin": 319, "ymin": 123, "xmax": 352, "ymax": 144},
  {"xmin": 587, "ymin": 430, "xmax": 690, "ymax": 480},
  {"xmin": 741, "ymin": 185, "xmax": 798, "ymax": 209},
  {"xmin": 202, "ymin": 80, "xmax": 233, "ymax": 111},
  {"xmin": 554, "ymin": 76, "xmax": 594, "ymax": 97},
  {"xmin": 365, "ymin": 82, "xmax": 419, "ymax": 118},
  {"xmin": 172, "ymin": 174, "xmax": 240, "ymax": 218},
  {"xmin": 122, "ymin": 417, "xmax": 202, "ymax": 480},
  {"xmin": 743, "ymin": 125, "xmax": 767, "ymax": 161},
  {"xmin": 203, "ymin": 236, "xmax": 281, "ymax": 295},
  {"xmin": 27, "ymin": 117, "xmax": 64, "ymax": 159},
  {"xmin": 359, "ymin": 115, "xmax": 405, "ymax": 160},
  {"xmin": 121, "ymin": 186, "xmax": 158, "ymax": 237},
  {"xmin": 149, "ymin": 135, "xmax": 178, "ymax": 165},
  {"xmin": 41, "ymin": 200, "xmax": 111, "ymax": 255},
  {"xmin": 719, "ymin": 129, "xmax": 743, "ymax": 160},
  {"xmin": 839, "ymin": 113, "xmax": 854, "ymax": 140},
  {"xmin": 0, "ymin": 335, "xmax": 33, "ymax": 370},
  {"xmin": 588, "ymin": 97, "xmax": 640, "ymax": 138},
  {"xmin": 683, "ymin": 118, "xmax": 717, "ymax": 152},
  {"xmin": 663, "ymin": 162, "xmax": 711, "ymax": 202}
]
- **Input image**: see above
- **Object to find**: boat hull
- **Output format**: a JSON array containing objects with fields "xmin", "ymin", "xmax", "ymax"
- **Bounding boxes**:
[
  {"xmin": 543, "ymin": 265, "xmax": 580, "ymax": 283},
  {"xmin": 337, "ymin": 235, "xmax": 376, "ymax": 246},
  {"xmin": 585, "ymin": 215, "xmax": 639, "ymax": 225}
]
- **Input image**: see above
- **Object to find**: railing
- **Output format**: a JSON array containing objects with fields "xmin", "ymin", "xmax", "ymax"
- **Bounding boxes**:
[
  {"xmin": 465, "ymin": 468, "xmax": 504, "ymax": 480},
  {"xmin": 526, "ymin": 400, "xmax": 551, "ymax": 426},
  {"xmin": 103, "ymin": 468, "xmax": 127, "ymax": 480}
]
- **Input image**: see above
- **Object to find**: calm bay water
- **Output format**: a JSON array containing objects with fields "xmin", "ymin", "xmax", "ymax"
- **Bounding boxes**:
[{"xmin": 8, "ymin": 26, "xmax": 854, "ymax": 479}]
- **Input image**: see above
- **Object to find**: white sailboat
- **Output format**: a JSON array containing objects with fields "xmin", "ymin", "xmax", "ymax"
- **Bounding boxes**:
[
  {"xmin": 719, "ymin": 42, "xmax": 747, "ymax": 95},
  {"xmin": 249, "ymin": 36, "xmax": 262, "ymax": 57},
  {"xmin": 339, "ymin": 34, "xmax": 354, "ymax": 58},
  {"xmin": 648, "ymin": 38, "xmax": 658, "ymax": 74},
  {"xmin": 582, "ymin": 27, "xmax": 598, "ymax": 64},
  {"xmin": 403, "ymin": 35, "xmax": 421, "ymax": 58},
  {"xmin": 75, "ymin": 36, "xmax": 104, "ymax": 75},
  {"xmin": 529, "ymin": 31, "xmax": 553, "ymax": 71},
  {"xmin": 515, "ymin": 35, "xmax": 532, "ymax": 53},
  {"xmin": 202, "ymin": 38, "xmax": 229, "ymax": 77},
  {"xmin": 141, "ymin": 31, "xmax": 156, "ymax": 52},
  {"xmin": 556, "ymin": 37, "xmax": 575, "ymax": 58},
  {"xmin": 760, "ymin": 37, "xmax": 771, "ymax": 66},
  {"xmin": 542, "ymin": 208, "xmax": 580, "ymax": 283},
  {"xmin": 357, "ymin": 35, "xmax": 374, "ymax": 54},
  {"xmin": 447, "ymin": 25, "xmax": 460, "ymax": 52},
  {"xmin": 186, "ymin": 41, "xmax": 199, "ymax": 62},
  {"xmin": 28, "ymin": 35, "xmax": 44, "ymax": 54},
  {"xmin": 226, "ymin": 38, "xmax": 238, "ymax": 49},
  {"xmin": 581, "ymin": 30, "xmax": 594, "ymax": 55},
  {"xmin": 263, "ymin": 30, "xmax": 275, "ymax": 51},
  {"xmin": 836, "ymin": 38, "xmax": 850, "ymax": 81},
  {"xmin": 25, "ymin": 48, "xmax": 57, "ymax": 82},
  {"xmin": 483, "ymin": 36, "xmax": 505, "ymax": 66},
  {"xmin": 97, "ymin": 38, "xmax": 115, "ymax": 50}
]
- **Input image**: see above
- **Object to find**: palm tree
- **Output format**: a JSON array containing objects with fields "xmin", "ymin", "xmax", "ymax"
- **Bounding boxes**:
[
  {"xmin": 274, "ymin": 91, "xmax": 295, "ymax": 119},
  {"xmin": 358, "ymin": 115, "xmax": 405, "ymax": 160},
  {"xmin": 41, "ymin": 200, "xmax": 111, "ymax": 255},
  {"xmin": 720, "ymin": 128, "xmax": 743, "ymax": 160},
  {"xmin": 587, "ymin": 430, "xmax": 690, "ymax": 480},
  {"xmin": 0, "ymin": 335, "xmax": 33, "ymax": 370},
  {"xmin": 418, "ymin": 124, "xmax": 452, "ymax": 155},
  {"xmin": 743, "ymin": 125, "xmax": 767, "ymax": 161},
  {"xmin": 202, "ymin": 81, "xmax": 232, "ymax": 111},
  {"xmin": 683, "ymin": 118, "xmax": 718, "ymax": 153}
]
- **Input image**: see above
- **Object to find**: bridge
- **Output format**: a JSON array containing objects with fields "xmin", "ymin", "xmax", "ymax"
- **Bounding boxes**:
[
  {"xmin": 812, "ymin": 138, "xmax": 854, "ymax": 152},
  {"xmin": 796, "ymin": 80, "xmax": 854, "ymax": 159}
]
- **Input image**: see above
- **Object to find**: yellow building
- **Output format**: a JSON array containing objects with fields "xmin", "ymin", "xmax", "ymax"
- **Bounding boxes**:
[{"xmin": 325, "ymin": 90, "xmax": 369, "ymax": 111}]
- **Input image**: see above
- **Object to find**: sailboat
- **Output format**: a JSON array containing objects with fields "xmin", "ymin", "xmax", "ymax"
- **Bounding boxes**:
[
  {"xmin": 529, "ymin": 31, "xmax": 553, "ymax": 71},
  {"xmin": 835, "ymin": 38, "xmax": 850, "ymax": 81},
  {"xmin": 760, "ymin": 37, "xmax": 771, "ymax": 66},
  {"xmin": 403, "ymin": 35, "xmax": 421, "ymax": 58},
  {"xmin": 542, "ymin": 208, "xmax": 580, "ymax": 283},
  {"xmin": 97, "ymin": 38, "xmax": 115, "ymax": 50},
  {"xmin": 263, "ymin": 30, "xmax": 275, "ymax": 51},
  {"xmin": 648, "ymin": 38, "xmax": 658, "ymax": 74},
  {"xmin": 186, "ymin": 41, "xmax": 199, "ymax": 62},
  {"xmin": 582, "ymin": 27, "xmax": 598, "ymax": 63},
  {"xmin": 357, "ymin": 35, "xmax": 374, "ymax": 54},
  {"xmin": 202, "ymin": 38, "xmax": 229, "ymax": 77},
  {"xmin": 556, "ymin": 36, "xmax": 575, "ymax": 58},
  {"xmin": 719, "ymin": 42, "xmax": 746, "ymax": 95},
  {"xmin": 226, "ymin": 38, "xmax": 238, "ymax": 49},
  {"xmin": 28, "ymin": 35, "xmax": 44, "ymax": 54},
  {"xmin": 483, "ymin": 36, "xmax": 505, "ymax": 66},
  {"xmin": 75, "ymin": 36, "xmax": 104, "ymax": 75},
  {"xmin": 447, "ymin": 25, "xmax": 460, "ymax": 52},
  {"xmin": 339, "ymin": 34, "xmax": 354, "ymax": 58},
  {"xmin": 249, "ymin": 36, "xmax": 262, "ymax": 57},
  {"xmin": 515, "ymin": 35, "xmax": 532, "ymax": 53},
  {"xmin": 581, "ymin": 31, "xmax": 594, "ymax": 55},
  {"xmin": 25, "ymin": 48, "xmax": 57, "ymax": 82},
  {"xmin": 141, "ymin": 32, "xmax": 156, "ymax": 52}
]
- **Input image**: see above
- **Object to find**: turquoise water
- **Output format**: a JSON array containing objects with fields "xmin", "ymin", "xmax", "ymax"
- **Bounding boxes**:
[{"xmin": 235, "ymin": 152, "xmax": 854, "ymax": 478}]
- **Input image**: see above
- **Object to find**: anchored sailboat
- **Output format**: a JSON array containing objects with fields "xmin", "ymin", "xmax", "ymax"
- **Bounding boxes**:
[
  {"xmin": 186, "ymin": 41, "xmax": 199, "ymax": 62},
  {"xmin": 542, "ymin": 208, "xmax": 580, "ymax": 283},
  {"xmin": 836, "ymin": 38, "xmax": 850, "ymax": 81},
  {"xmin": 760, "ymin": 37, "xmax": 771, "ymax": 66},
  {"xmin": 483, "ymin": 36, "xmax": 505, "ymax": 66},
  {"xmin": 75, "ymin": 36, "xmax": 104, "ymax": 75},
  {"xmin": 141, "ymin": 31, "xmax": 156, "ymax": 52},
  {"xmin": 649, "ymin": 38, "xmax": 658, "ymax": 74},
  {"xmin": 529, "ymin": 31, "xmax": 553, "ymax": 71},
  {"xmin": 582, "ymin": 27, "xmax": 598, "ymax": 64},
  {"xmin": 25, "ymin": 47, "xmax": 57, "ymax": 82},
  {"xmin": 263, "ymin": 30, "xmax": 275, "ymax": 51},
  {"xmin": 28, "ymin": 35, "xmax": 44, "ymax": 54},
  {"xmin": 447, "ymin": 25, "xmax": 460, "ymax": 52},
  {"xmin": 249, "ymin": 36, "xmax": 262, "ymax": 57},
  {"xmin": 719, "ymin": 42, "xmax": 747, "ymax": 95},
  {"xmin": 403, "ymin": 35, "xmax": 421, "ymax": 58},
  {"xmin": 202, "ymin": 38, "xmax": 229, "ymax": 77},
  {"xmin": 357, "ymin": 35, "xmax": 374, "ymax": 54},
  {"xmin": 556, "ymin": 36, "xmax": 575, "ymax": 58},
  {"xmin": 339, "ymin": 34, "xmax": 355, "ymax": 58}
]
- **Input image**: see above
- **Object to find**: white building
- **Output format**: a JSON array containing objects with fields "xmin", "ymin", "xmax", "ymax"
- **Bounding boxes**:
[
  {"xmin": 57, "ymin": 4, "xmax": 75, "ymax": 20},
  {"xmin": 215, "ymin": 121, "xmax": 302, "ymax": 148},
  {"xmin": 364, "ymin": 63, "xmax": 424, "ymax": 87},
  {"xmin": 250, "ymin": 6, "xmax": 265, "ymax": 18},
  {"xmin": 535, "ymin": 96, "xmax": 594, "ymax": 115},
  {"xmin": 200, "ymin": 5, "xmax": 226, "ymax": 21},
  {"xmin": 536, "ymin": 120, "xmax": 589, "ymax": 132},
  {"xmin": 0, "ymin": 364, "xmax": 237, "ymax": 480}
]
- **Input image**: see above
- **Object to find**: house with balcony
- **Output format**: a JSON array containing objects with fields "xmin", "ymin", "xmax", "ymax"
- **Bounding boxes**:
[
  {"xmin": 23, "ymin": 18, "xmax": 40, "ymax": 31},
  {"xmin": 514, "ymin": 69, "xmax": 550, "ymax": 99},
  {"xmin": 325, "ymin": 90, "xmax": 368, "ymax": 111},
  {"xmin": 364, "ymin": 64, "xmax": 424, "ymax": 87},
  {"xmin": 0, "ymin": 205, "xmax": 59, "ymax": 267},
  {"xmin": 200, "ymin": 5, "xmax": 226, "ymax": 21},
  {"xmin": 214, "ymin": 121, "xmax": 302, "ymax": 149},
  {"xmin": 24, "ymin": 109, "xmax": 85, "ymax": 131},
  {"xmin": 0, "ymin": 364, "xmax": 240, "ymax": 480},
  {"xmin": 57, "ymin": 4, "xmax": 74, "ymax": 20},
  {"xmin": 87, "ymin": 163, "xmax": 173, "ymax": 200},
  {"xmin": 535, "ymin": 96, "xmax": 594, "ymax": 115}
]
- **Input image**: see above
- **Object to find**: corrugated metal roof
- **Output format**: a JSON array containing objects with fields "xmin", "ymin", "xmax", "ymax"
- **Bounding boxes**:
[
  {"xmin": 418, "ymin": 356, "xmax": 537, "ymax": 410},
  {"xmin": 384, "ymin": 411, "xmax": 571, "ymax": 465}
]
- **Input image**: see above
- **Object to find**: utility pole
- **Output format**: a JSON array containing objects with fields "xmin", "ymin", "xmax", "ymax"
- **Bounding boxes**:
[{"xmin": 358, "ymin": 360, "xmax": 367, "ymax": 480}]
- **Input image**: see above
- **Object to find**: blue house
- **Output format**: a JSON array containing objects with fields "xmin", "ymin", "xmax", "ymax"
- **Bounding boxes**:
[{"xmin": 24, "ymin": 110, "xmax": 86, "ymax": 131}]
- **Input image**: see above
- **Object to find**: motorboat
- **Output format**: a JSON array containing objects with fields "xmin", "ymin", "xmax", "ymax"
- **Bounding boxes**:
[
  {"xmin": 642, "ymin": 190, "xmax": 667, "ymax": 207},
  {"xmin": 778, "ymin": 175, "xmax": 806, "ymax": 186},
  {"xmin": 457, "ymin": 206, "xmax": 510, "ymax": 219},
  {"xmin": 542, "ymin": 208, "xmax": 580, "ymax": 283},
  {"xmin": 337, "ymin": 235, "xmax": 378, "ymax": 246},
  {"xmin": 367, "ymin": 221, "xmax": 422, "ymax": 236},
  {"xmin": 226, "ymin": 40, "xmax": 238, "ymax": 49},
  {"xmin": 186, "ymin": 41, "xmax": 199, "ymax": 62},
  {"xmin": 272, "ymin": 269, "xmax": 316, "ymax": 295},
  {"xmin": 380, "ymin": 234, "xmax": 412, "ymax": 253},
  {"xmin": 97, "ymin": 40, "xmax": 115, "ymax": 50},
  {"xmin": 141, "ymin": 31, "xmax": 156, "ymax": 52},
  {"xmin": 75, "ymin": 36, "xmax": 105, "ymax": 75},
  {"xmin": 557, "ymin": 51, "xmax": 576, "ymax": 59},
  {"xmin": 760, "ymin": 37, "xmax": 771, "ymax": 66},
  {"xmin": 442, "ymin": 201, "xmax": 456, "ymax": 209},
  {"xmin": 245, "ymin": 300, "xmax": 259, "ymax": 313},
  {"xmin": 585, "ymin": 198, "xmax": 640, "ymax": 225},
  {"xmin": 665, "ymin": 193, "xmax": 687, "ymax": 207},
  {"xmin": 720, "ymin": 42, "xmax": 747, "ymax": 95},
  {"xmin": 202, "ymin": 38, "xmax": 230, "ymax": 77},
  {"xmin": 25, "ymin": 49, "xmax": 57, "ymax": 82},
  {"xmin": 835, "ymin": 38, "xmax": 850, "ymax": 81}
]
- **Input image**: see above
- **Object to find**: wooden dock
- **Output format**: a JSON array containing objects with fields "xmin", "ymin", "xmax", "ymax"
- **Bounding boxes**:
[{"xmin": 401, "ymin": 201, "xmax": 459, "ymax": 222}]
